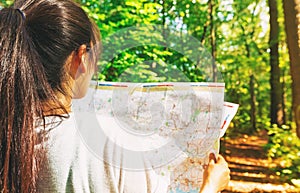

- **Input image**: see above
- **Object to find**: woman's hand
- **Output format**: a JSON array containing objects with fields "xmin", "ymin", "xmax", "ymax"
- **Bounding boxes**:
[{"xmin": 199, "ymin": 154, "xmax": 230, "ymax": 193}]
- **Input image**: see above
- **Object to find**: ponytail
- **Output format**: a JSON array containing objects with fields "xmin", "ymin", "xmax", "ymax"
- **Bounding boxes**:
[
  {"xmin": 0, "ymin": 0, "xmax": 100, "ymax": 192},
  {"xmin": 0, "ymin": 7, "xmax": 55, "ymax": 193}
]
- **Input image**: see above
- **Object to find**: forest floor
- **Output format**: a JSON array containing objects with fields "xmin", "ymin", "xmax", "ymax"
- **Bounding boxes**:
[{"xmin": 221, "ymin": 131, "xmax": 300, "ymax": 193}]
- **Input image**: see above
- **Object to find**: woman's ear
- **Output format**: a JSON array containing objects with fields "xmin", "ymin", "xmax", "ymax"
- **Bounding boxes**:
[{"xmin": 69, "ymin": 44, "xmax": 87, "ymax": 79}]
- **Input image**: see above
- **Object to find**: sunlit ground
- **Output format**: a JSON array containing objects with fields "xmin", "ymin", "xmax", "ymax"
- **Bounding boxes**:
[{"xmin": 222, "ymin": 134, "xmax": 300, "ymax": 193}]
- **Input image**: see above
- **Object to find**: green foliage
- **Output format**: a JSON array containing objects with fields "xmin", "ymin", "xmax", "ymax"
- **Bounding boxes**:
[
  {"xmin": 0, "ymin": 0, "xmax": 12, "ymax": 7},
  {"xmin": 218, "ymin": 0, "xmax": 272, "ymax": 133},
  {"xmin": 1, "ymin": 0, "xmax": 293, "ymax": 136},
  {"xmin": 79, "ymin": 0, "xmax": 211, "ymax": 83},
  {"xmin": 265, "ymin": 124, "xmax": 300, "ymax": 181}
]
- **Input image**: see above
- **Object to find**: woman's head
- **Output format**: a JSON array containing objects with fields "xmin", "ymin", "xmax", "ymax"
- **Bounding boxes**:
[
  {"xmin": 0, "ymin": 0, "xmax": 100, "ymax": 192},
  {"xmin": 20, "ymin": 0, "xmax": 100, "ymax": 98}
]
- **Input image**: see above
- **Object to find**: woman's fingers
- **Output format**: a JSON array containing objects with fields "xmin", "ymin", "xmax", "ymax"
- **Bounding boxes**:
[
  {"xmin": 209, "ymin": 153, "xmax": 217, "ymax": 163},
  {"xmin": 199, "ymin": 154, "xmax": 231, "ymax": 193}
]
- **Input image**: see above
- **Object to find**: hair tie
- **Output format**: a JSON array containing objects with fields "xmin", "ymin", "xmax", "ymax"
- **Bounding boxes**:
[{"xmin": 16, "ymin": 9, "xmax": 26, "ymax": 20}]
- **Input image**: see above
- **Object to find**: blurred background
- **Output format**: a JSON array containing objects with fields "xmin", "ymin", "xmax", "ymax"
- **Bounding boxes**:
[{"xmin": 1, "ymin": 0, "xmax": 300, "ymax": 192}]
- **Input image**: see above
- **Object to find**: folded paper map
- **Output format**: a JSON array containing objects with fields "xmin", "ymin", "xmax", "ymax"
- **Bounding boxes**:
[{"xmin": 73, "ymin": 81, "xmax": 239, "ymax": 193}]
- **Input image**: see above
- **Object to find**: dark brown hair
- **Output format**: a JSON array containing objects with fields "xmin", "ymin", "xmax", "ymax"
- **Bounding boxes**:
[{"xmin": 0, "ymin": 0, "xmax": 100, "ymax": 192}]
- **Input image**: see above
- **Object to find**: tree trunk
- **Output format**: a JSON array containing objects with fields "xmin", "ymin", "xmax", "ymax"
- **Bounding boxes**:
[
  {"xmin": 269, "ymin": 0, "xmax": 284, "ymax": 126},
  {"xmin": 250, "ymin": 74, "xmax": 257, "ymax": 131},
  {"xmin": 209, "ymin": 0, "xmax": 217, "ymax": 82},
  {"xmin": 283, "ymin": 0, "xmax": 300, "ymax": 138},
  {"xmin": 281, "ymin": 69, "xmax": 286, "ymax": 124}
]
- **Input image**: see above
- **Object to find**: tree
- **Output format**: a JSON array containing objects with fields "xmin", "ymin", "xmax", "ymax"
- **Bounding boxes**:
[
  {"xmin": 269, "ymin": 0, "xmax": 284, "ymax": 126},
  {"xmin": 283, "ymin": 0, "xmax": 300, "ymax": 138}
]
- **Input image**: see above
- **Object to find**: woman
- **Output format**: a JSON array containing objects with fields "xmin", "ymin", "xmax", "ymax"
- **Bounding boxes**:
[{"xmin": 0, "ymin": 0, "xmax": 229, "ymax": 192}]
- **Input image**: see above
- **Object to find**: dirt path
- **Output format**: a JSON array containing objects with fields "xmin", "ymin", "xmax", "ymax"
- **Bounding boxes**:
[{"xmin": 221, "ymin": 133, "xmax": 300, "ymax": 193}]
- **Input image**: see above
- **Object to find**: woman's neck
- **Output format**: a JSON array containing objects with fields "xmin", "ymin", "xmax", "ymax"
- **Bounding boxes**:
[{"xmin": 42, "ymin": 88, "xmax": 73, "ymax": 116}]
